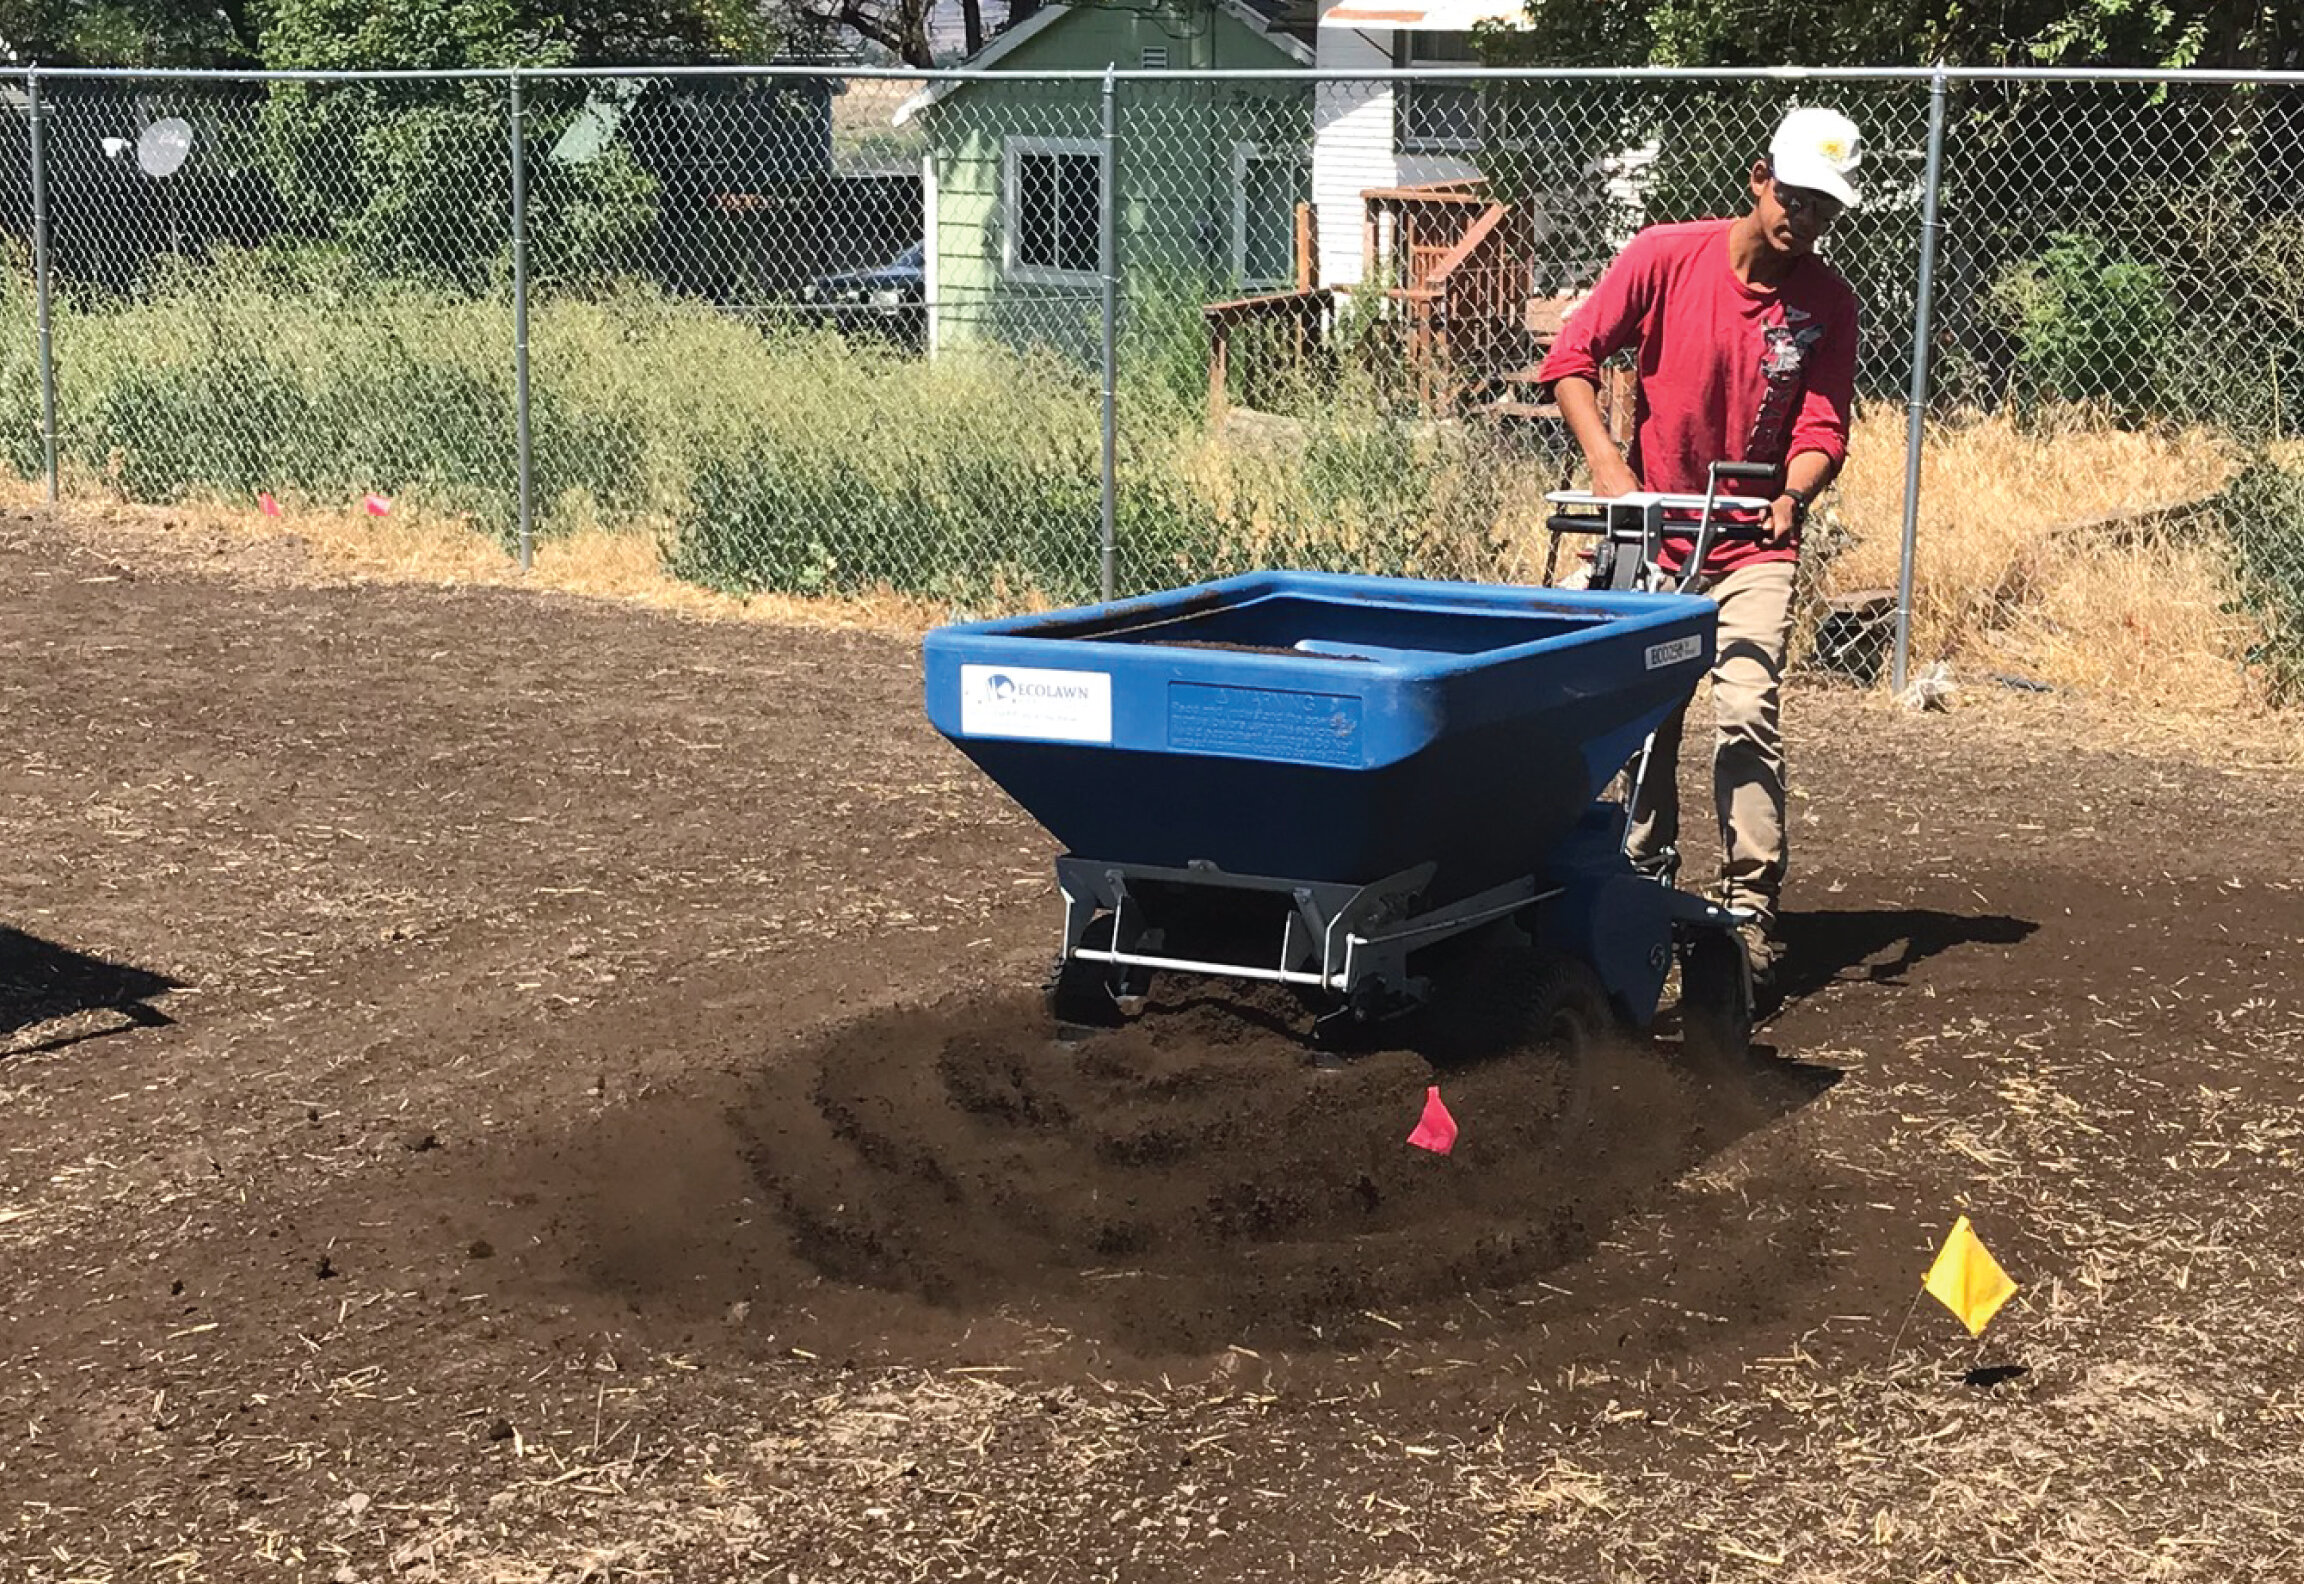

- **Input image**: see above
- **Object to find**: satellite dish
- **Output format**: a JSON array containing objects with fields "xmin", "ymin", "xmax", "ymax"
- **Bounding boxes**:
[
  {"xmin": 549, "ymin": 105, "xmax": 611, "ymax": 167},
  {"xmin": 135, "ymin": 117, "xmax": 193, "ymax": 179},
  {"xmin": 549, "ymin": 80, "xmax": 642, "ymax": 167}
]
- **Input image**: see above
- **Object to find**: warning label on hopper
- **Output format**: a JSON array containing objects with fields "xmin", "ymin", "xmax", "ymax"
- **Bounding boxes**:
[{"xmin": 1167, "ymin": 683, "xmax": 1361, "ymax": 767}]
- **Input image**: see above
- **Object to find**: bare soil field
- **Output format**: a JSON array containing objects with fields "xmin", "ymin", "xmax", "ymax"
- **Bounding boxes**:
[{"xmin": 4, "ymin": 506, "xmax": 2303, "ymax": 1584}]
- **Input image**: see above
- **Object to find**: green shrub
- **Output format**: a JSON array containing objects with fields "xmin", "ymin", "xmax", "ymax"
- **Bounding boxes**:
[
  {"xmin": 1119, "ymin": 268, "xmax": 1224, "ymax": 428},
  {"xmin": 1991, "ymin": 232, "xmax": 2175, "ymax": 420},
  {"xmin": 2220, "ymin": 454, "xmax": 2304, "ymax": 703}
]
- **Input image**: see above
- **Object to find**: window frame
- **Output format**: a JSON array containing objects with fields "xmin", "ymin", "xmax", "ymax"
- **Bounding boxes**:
[
  {"xmin": 1002, "ymin": 135, "xmax": 1105, "ymax": 286},
  {"xmin": 1231, "ymin": 141, "xmax": 1313, "ymax": 291},
  {"xmin": 1394, "ymin": 31, "xmax": 1485, "ymax": 155}
]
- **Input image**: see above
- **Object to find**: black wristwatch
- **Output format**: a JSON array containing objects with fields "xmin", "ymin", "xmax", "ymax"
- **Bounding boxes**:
[{"xmin": 1778, "ymin": 487, "xmax": 1812, "ymax": 529}]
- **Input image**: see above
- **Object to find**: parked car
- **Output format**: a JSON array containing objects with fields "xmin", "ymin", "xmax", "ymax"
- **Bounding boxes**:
[{"xmin": 800, "ymin": 242, "xmax": 925, "ymax": 347}]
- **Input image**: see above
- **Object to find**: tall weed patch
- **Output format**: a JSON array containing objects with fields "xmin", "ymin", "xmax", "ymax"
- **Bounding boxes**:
[
  {"xmin": 658, "ymin": 334, "xmax": 1172, "ymax": 606},
  {"xmin": 24, "ymin": 261, "xmax": 647, "ymax": 544},
  {"xmin": 2, "ymin": 264, "xmax": 1531, "ymax": 607}
]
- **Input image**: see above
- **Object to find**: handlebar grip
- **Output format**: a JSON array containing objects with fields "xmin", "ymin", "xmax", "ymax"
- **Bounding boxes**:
[
  {"xmin": 1545, "ymin": 514, "xmax": 1603, "ymax": 536},
  {"xmin": 1711, "ymin": 461, "xmax": 1781, "ymax": 484}
]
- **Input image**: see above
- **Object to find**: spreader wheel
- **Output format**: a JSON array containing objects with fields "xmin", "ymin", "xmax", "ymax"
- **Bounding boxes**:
[
  {"xmin": 1526, "ymin": 955, "xmax": 1612, "ymax": 1131},
  {"xmin": 1678, "ymin": 927, "xmax": 1754, "ymax": 1070}
]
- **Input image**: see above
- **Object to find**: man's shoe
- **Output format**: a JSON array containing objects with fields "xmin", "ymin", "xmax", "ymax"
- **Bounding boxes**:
[{"xmin": 1736, "ymin": 917, "xmax": 1784, "ymax": 1016}]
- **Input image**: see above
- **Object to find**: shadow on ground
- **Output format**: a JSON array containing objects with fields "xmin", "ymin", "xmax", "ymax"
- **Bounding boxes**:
[
  {"xmin": 1777, "ymin": 906, "xmax": 2038, "ymax": 1002},
  {"xmin": 0, "ymin": 926, "xmax": 181, "ymax": 1058}
]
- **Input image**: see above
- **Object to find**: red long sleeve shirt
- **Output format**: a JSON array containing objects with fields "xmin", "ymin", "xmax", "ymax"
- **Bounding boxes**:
[{"xmin": 1537, "ymin": 218, "xmax": 1859, "ymax": 575}]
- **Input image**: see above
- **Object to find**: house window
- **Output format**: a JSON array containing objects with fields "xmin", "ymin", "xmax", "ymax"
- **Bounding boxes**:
[
  {"xmin": 1396, "ymin": 31, "xmax": 1483, "ymax": 153},
  {"xmin": 1005, "ymin": 138, "xmax": 1103, "ymax": 283},
  {"xmin": 1233, "ymin": 144, "xmax": 1311, "ymax": 289}
]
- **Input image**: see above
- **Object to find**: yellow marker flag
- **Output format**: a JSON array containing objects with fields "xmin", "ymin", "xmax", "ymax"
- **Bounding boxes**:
[{"xmin": 1923, "ymin": 1215, "xmax": 2017, "ymax": 1337}]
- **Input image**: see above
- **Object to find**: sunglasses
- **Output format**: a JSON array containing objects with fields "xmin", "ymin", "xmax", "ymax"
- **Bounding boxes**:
[{"xmin": 1765, "ymin": 165, "xmax": 1844, "ymax": 228}]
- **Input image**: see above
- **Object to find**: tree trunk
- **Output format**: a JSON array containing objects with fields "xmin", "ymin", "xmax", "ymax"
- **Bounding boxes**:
[
  {"xmin": 836, "ymin": 0, "xmax": 938, "ymax": 67},
  {"xmin": 901, "ymin": 0, "xmax": 933, "ymax": 65}
]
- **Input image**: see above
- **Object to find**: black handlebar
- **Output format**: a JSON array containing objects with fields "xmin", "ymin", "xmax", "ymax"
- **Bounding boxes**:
[{"xmin": 1543, "ymin": 512, "xmax": 1773, "ymax": 539}]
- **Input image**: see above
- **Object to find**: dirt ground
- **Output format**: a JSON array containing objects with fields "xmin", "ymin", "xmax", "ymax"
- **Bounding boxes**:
[{"xmin": 4, "ymin": 505, "xmax": 2303, "ymax": 1584}]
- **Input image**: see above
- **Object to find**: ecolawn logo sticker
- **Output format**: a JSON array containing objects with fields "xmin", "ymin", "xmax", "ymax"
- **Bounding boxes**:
[
  {"xmin": 1644, "ymin": 636, "xmax": 1703, "ymax": 670},
  {"xmin": 959, "ymin": 664, "xmax": 1113, "ymax": 743}
]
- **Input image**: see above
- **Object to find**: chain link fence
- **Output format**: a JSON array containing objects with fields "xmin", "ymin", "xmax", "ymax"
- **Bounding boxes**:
[{"xmin": 6, "ymin": 65, "xmax": 2303, "ymax": 696}]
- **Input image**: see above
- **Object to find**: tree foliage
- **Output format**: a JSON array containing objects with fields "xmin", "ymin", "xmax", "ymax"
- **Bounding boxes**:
[
  {"xmin": 258, "ymin": 0, "xmax": 774, "ymax": 71},
  {"xmin": 0, "ymin": 0, "xmax": 777, "ymax": 67},
  {"xmin": 0, "ymin": 0, "xmax": 261, "ymax": 66},
  {"xmin": 252, "ymin": 0, "xmax": 715, "ymax": 288},
  {"xmin": 803, "ymin": 0, "xmax": 936, "ymax": 67},
  {"xmin": 1494, "ymin": 0, "xmax": 2299, "ymax": 70}
]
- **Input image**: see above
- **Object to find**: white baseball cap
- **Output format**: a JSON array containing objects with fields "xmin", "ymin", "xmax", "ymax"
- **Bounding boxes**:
[{"xmin": 1769, "ymin": 106, "xmax": 1863, "ymax": 209}]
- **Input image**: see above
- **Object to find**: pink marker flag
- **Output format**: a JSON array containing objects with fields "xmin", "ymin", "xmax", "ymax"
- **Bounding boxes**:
[
  {"xmin": 257, "ymin": 491, "xmax": 281, "ymax": 516},
  {"xmin": 361, "ymin": 492, "xmax": 393, "ymax": 516},
  {"xmin": 1406, "ymin": 1085, "xmax": 1458, "ymax": 1155}
]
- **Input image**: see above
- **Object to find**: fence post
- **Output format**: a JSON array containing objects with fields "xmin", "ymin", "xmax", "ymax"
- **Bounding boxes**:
[
  {"xmin": 1097, "ymin": 64, "xmax": 1119, "ymax": 602},
  {"xmin": 27, "ymin": 66, "xmax": 58, "ymax": 504},
  {"xmin": 508, "ymin": 69, "xmax": 535, "ymax": 572},
  {"xmin": 1891, "ymin": 65, "xmax": 1950, "ymax": 695}
]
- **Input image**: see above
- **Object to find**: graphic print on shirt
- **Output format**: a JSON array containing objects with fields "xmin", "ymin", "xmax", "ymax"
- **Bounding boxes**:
[{"xmin": 1747, "ymin": 303, "xmax": 1827, "ymax": 460}]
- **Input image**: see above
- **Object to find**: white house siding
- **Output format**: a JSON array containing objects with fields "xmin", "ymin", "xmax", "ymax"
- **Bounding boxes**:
[
  {"xmin": 1310, "ymin": 20, "xmax": 1480, "ymax": 289},
  {"xmin": 1310, "ymin": 26, "xmax": 1394, "ymax": 290}
]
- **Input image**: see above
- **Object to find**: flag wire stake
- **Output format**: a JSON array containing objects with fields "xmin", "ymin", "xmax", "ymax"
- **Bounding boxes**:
[{"xmin": 1886, "ymin": 1286, "xmax": 1926, "ymax": 1363}]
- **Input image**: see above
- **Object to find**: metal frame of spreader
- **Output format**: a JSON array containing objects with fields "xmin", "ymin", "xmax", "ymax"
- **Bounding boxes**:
[{"xmin": 1058, "ymin": 854, "xmax": 1561, "ymax": 1018}]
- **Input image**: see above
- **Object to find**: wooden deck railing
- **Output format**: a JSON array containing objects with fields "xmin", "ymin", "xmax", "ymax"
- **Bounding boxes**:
[
  {"xmin": 1202, "ymin": 184, "xmax": 1628, "ymax": 430},
  {"xmin": 1202, "ymin": 288, "xmax": 1337, "ymax": 423}
]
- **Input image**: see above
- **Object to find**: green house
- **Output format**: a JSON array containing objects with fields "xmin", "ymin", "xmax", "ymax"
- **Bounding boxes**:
[{"xmin": 896, "ymin": 0, "xmax": 1314, "ymax": 357}]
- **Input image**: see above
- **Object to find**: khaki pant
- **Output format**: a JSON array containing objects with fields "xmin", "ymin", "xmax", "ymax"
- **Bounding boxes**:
[{"xmin": 1625, "ymin": 559, "xmax": 1796, "ymax": 928}]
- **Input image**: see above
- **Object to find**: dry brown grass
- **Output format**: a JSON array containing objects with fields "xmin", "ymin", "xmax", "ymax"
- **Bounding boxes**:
[
  {"xmin": 1828, "ymin": 408, "xmax": 2265, "ymax": 716},
  {"xmin": 0, "ymin": 479, "xmax": 950, "ymax": 637}
]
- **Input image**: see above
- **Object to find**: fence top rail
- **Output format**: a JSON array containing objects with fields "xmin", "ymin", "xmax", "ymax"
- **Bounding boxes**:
[{"xmin": 19, "ymin": 61, "xmax": 2304, "ymax": 88}]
